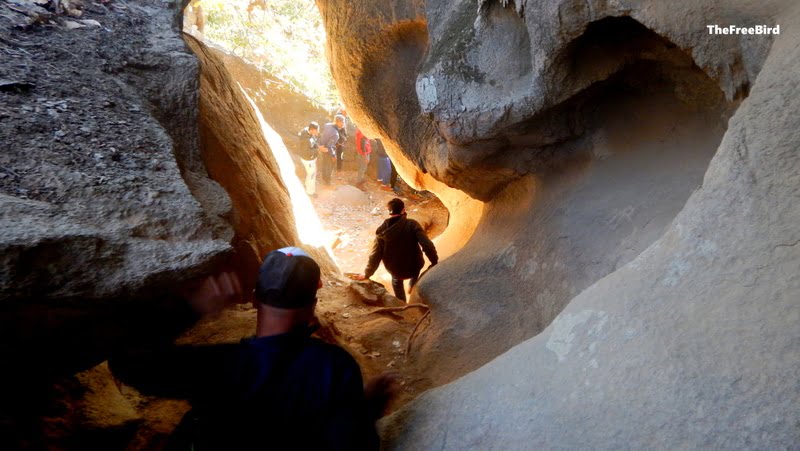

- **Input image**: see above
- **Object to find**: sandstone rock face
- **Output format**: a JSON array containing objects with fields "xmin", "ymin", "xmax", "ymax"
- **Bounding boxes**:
[
  {"xmin": 0, "ymin": 1, "xmax": 232, "ymax": 303},
  {"xmin": 186, "ymin": 37, "xmax": 337, "ymax": 282},
  {"xmin": 207, "ymin": 46, "xmax": 331, "ymax": 149},
  {"xmin": 319, "ymin": 0, "xmax": 800, "ymax": 447},
  {"xmin": 0, "ymin": 1, "xmax": 238, "ymax": 445},
  {"xmin": 316, "ymin": 0, "xmax": 483, "ymax": 262}
]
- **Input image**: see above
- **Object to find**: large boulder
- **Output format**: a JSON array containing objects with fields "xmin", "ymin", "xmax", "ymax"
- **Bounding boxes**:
[
  {"xmin": 0, "ymin": 0, "xmax": 234, "ymax": 302},
  {"xmin": 0, "ymin": 0, "xmax": 329, "ymax": 446},
  {"xmin": 0, "ymin": 0, "xmax": 235, "ymax": 445},
  {"xmin": 318, "ymin": 0, "xmax": 800, "ymax": 446},
  {"xmin": 185, "ymin": 35, "xmax": 337, "ymax": 289},
  {"xmin": 0, "ymin": 0, "xmax": 236, "ymax": 391}
]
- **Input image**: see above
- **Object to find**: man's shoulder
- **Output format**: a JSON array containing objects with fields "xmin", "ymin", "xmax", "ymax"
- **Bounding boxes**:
[
  {"xmin": 402, "ymin": 217, "xmax": 423, "ymax": 230},
  {"xmin": 375, "ymin": 218, "xmax": 391, "ymax": 235}
]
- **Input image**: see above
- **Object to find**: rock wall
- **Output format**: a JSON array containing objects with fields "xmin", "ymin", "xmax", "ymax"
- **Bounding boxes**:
[
  {"xmin": 184, "ymin": 36, "xmax": 331, "ymax": 289},
  {"xmin": 0, "ymin": 1, "xmax": 234, "ymax": 301},
  {"xmin": 0, "ymin": 0, "xmax": 327, "ymax": 447},
  {"xmin": 0, "ymin": 0, "xmax": 234, "ymax": 445},
  {"xmin": 207, "ymin": 46, "xmax": 331, "ymax": 149},
  {"xmin": 319, "ymin": 0, "xmax": 800, "ymax": 447},
  {"xmin": 316, "ymin": 0, "xmax": 482, "ymax": 261},
  {"xmin": 0, "ymin": 0, "xmax": 234, "ymax": 408}
]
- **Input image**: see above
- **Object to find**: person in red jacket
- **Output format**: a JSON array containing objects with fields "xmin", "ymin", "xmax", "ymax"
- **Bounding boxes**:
[
  {"xmin": 355, "ymin": 128, "xmax": 372, "ymax": 189},
  {"xmin": 355, "ymin": 198, "xmax": 438, "ymax": 301}
]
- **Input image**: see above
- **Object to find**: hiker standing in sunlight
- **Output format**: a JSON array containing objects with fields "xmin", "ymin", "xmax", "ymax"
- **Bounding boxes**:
[
  {"xmin": 295, "ymin": 121, "xmax": 320, "ymax": 196},
  {"xmin": 319, "ymin": 115, "xmax": 344, "ymax": 186},
  {"xmin": 355, "ymin": 198, "xmax": 438, "ymax": 302}
]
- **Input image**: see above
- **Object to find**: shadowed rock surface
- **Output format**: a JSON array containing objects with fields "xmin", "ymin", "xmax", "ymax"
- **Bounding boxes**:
[
  {"xmin": 0, "ymin": 0, "xmax": 234, "ymax": 392},
  {"xmin": 0, "ymin": 1, "xmax": 234, "ymax": 446},
  {"xmin": 318, "ymin": 0, "xmax": 800, "ymax": 447},
  {"xmin": 0, "ymin": 1, "xmax": 329, "ymax": 447}
]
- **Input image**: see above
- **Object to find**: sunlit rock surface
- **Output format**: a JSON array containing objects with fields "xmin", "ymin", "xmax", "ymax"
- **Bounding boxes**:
[{"xmin": 318, "ymin": 0, "xmax": 800, "ymax": 447}]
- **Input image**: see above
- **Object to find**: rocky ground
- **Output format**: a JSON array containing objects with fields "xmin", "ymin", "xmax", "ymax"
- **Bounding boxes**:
[
  {"xmin": 311, "ymin": 167, "xmax": 449, "ymax": 410},
  {"xmin": 1, "ymin": 0, "xmax": 197, "ymax": 211}
]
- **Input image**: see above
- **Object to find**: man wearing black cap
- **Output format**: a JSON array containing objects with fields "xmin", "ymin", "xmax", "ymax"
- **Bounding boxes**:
[{"xmin": 110, "ymin": 247, "xmax": 388, "ymax": 450}]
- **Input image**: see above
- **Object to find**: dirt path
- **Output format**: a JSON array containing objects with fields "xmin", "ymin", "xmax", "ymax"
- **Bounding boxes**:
[
  {"xmin": 313, "ymin": 168, "xmax": 448, "ymax": 279},
  {"xmin": 310, "ymin": 167, "xmax": 448, "ymax": 410}
]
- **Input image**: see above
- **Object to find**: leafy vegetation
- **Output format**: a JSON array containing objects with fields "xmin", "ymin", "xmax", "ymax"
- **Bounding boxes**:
[{"xmin": 191, "ymin": 0, "xmax": 339, "ymax": 107}]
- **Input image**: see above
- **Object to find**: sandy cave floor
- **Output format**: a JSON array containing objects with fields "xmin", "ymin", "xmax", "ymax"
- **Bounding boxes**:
[{"xmin": 313, "ymin": 168, "xmax": 448, "ymax": 277}]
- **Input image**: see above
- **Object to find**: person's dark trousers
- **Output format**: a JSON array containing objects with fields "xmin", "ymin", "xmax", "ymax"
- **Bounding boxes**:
[
  {"xmin": 319, "ymin": 151, "xmax": 335, "ymax": 184},
  {"xmin": 335, "ymin": 144, "xmax": 344, "ymax": 171},
  {"xmin": 378, "ymin": 157, "xmax": 391, "ymax": 185},
  {"xmin": 391, "ymin": 272, "xmax": 419, "ymax": 302},
  {"xmin": 389, "ymin": 160, "xmax": 398, "ymax": 190}
]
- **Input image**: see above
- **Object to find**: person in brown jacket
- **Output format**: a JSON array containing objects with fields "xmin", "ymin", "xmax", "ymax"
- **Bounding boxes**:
[{"xmin": 355, "ymin": 198, "xmax": 438, "ymax": 301}]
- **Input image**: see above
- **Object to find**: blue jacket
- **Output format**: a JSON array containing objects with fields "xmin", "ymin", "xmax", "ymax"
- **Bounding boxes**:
[{"xmin": 320, "ymin": 123, "xmax": 340, "ymax": 153}]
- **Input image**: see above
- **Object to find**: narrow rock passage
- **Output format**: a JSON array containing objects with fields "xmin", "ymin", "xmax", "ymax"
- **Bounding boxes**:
[{"xmin": 189, "ymin": 31, "xmax": 451, "ymax": 414}]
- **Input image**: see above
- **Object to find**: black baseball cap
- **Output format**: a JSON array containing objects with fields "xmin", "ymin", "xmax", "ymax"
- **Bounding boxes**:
[{"xmin": 255, "ymin": 247, "xmax": 321, "ymax": 309}]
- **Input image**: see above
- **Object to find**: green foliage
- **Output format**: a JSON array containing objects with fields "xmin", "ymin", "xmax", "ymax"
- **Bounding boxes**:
[{"xmin": 195, "ymin": 0, "xmax": 339, "ymax": 107}]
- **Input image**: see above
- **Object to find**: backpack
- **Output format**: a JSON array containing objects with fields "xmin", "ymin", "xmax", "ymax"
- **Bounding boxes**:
[{"xmin": 295, "ymin": 129, "xmax": 318, "ymax": 161}]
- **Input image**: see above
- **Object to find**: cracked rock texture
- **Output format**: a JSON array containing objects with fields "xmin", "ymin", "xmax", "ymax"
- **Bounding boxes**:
[
  {"xmin": 0, "ymin": 0, "xmax": 320, "ymax": 447},
  {"xmin": 0, "ymin": 0, "xmax": 235, "ymax": 394},
  {"xmin": 318, "ymin": 0, "xmax": 800, "ymax": 447}
]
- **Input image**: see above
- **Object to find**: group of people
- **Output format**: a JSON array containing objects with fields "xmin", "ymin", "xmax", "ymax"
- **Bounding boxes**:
[
  {"xmin": 110, "ymin": 197, "xmax": 439, "ymax": 450},
  {"xmin": 294, "ymin": 114, "xmax": 344, "ymax": 197},
  {"xmin": 294, "ymin": 109, "xmax": 398, "ymax": 197}
]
